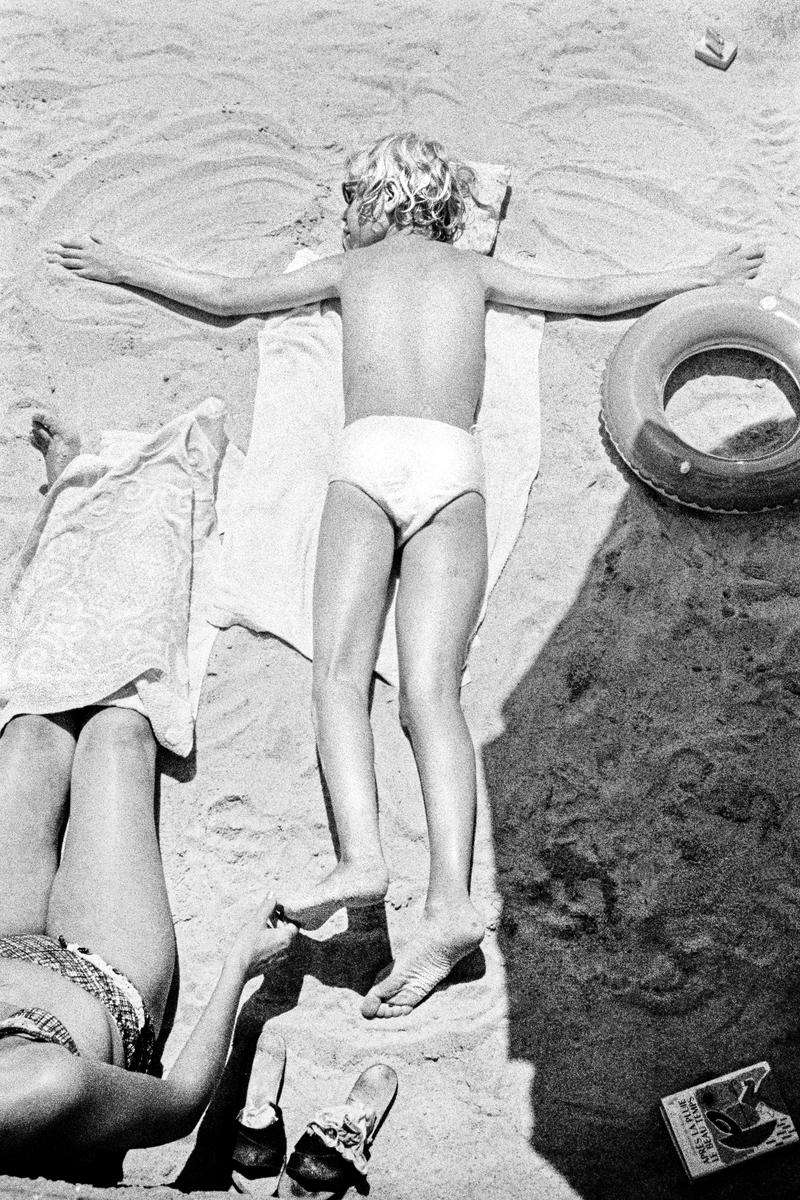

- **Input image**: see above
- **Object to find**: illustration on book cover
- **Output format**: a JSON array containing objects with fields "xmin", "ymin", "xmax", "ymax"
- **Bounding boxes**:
[{"xmin": 660, "ymin": 1061, "xmax": 798, "ymax": 1179}]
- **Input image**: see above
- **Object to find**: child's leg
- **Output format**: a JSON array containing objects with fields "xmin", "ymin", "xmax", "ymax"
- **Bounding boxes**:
[
  {"xmin": 45, "ymin": 707, "xmax": 176, "ymax": 1027},
  {"xmin": 362, "ymin": 492, "xmax": 487, "ymax": 1019},
  {"xmin": 279, "ymin": 482, "xmax": 396, "ymax": 929},
  {"xmin": 0, "ymin": 713, "xmax": 77, "ymax": 935}
]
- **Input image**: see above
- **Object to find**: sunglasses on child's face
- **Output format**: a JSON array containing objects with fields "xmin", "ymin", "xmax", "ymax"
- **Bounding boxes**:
[{"xmin": 342, "ymin": 181, "xmax": 358, "ymax": 205}]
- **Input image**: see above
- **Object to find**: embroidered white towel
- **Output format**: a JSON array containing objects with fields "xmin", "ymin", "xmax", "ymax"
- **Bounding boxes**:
[{"xmin": 0, "ymin": 398, "xmax": 242, "ymax": 755}]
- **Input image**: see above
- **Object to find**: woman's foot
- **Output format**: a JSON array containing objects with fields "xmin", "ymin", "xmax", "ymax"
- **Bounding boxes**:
[
  {"xmin": 279, "ymin": 858, "xmax": 389, "ymax": 930},
  {"xmin": 30, "ymin": 407, "xmax": 82, "ymax": 487},
  {"xmin": 361, "ymin": 901, "xmax": 485, "ymax": 1019}
]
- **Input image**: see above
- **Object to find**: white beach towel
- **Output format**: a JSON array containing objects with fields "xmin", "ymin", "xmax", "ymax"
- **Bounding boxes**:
[
  {"xmin": 210, "ymin": 254, "xmax": 544, "ymax": 687},
  {"xmin": 0, "ymin": 397, "xmax": 242, "ymax": 755}
]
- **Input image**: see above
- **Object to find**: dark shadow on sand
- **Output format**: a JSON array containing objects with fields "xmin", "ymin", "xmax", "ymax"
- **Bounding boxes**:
[{"xmin": 483, "ymin": 398, "xmax": 800, "ymax": 1197}]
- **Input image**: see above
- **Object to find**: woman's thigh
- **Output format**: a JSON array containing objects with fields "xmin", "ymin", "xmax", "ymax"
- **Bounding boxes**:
[
  {"xmin": 0, "ymin": 712, "xmax": 77, "ymax": 934},
  {"xmin": 45, "ymin": 706, "xmax": 175, "ymax": 1021}
]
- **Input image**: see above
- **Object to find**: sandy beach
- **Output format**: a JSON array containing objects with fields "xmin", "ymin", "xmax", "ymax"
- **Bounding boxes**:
[{"xmin": 2, "ymin": 0, "xmax": 800, "ymax": 1196}]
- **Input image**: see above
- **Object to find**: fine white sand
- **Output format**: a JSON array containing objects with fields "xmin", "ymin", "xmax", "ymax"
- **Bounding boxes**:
[{"xmin": 2, "ymin": 2, "xmax": 800, "ymax": 1197}]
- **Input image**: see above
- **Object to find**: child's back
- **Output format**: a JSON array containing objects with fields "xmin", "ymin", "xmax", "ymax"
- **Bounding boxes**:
[{"xmin": 339, "ymin": 235, "xmax": 486, "ymax": 430}]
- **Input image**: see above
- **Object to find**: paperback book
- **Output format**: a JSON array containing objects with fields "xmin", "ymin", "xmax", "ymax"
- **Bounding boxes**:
[{"xmin": 660, "ymin": 1061, "xmax": 798, "ymax": 1180}]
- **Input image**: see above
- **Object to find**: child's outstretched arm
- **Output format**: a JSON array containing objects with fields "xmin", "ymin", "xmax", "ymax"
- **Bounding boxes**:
[
  {"xmin": 478, "ymin": 242, "xmax": 765, "ymax": 316},
  {"xmin": 46, "ymin": 233, "xmax": 343, "ymax": 315}
]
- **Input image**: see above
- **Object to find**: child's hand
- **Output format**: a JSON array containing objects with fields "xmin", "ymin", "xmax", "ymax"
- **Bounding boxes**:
[
  {"xmin": 231, "ymin": 893, "xmax": 298, "ymax": 981},
  {"xmin": 45, "ymin": 232, "xmax": 130, "ymax": 284},
  {"xmin": 703, "ymin": 242, "xmax": 765, "ymax": 286}
]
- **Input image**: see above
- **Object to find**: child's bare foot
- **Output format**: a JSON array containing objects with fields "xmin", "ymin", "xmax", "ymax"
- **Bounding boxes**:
[
  {"xmin": 361, "ymin": 901, "xmax": 485, "ymax": 1019},
  {"xmin": 279, "ymin": 858, "xmax": 389, "ymax": 930},
  {"xmin": 30, "ymin": 407, "xmax": 82, "ymax": 487}
]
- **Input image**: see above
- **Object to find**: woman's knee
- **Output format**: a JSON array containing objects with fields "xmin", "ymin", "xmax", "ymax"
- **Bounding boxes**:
[
  {"xmin": 0, "ymin": 717, "xmax": 71, "ymax": 842},
  {"xmin": 79, "ymin": 706, "xmax": 156, "ymax": 759},
  {"xmin": 2, "ymin": 713, "xmax": 73, "ymax": 762}
]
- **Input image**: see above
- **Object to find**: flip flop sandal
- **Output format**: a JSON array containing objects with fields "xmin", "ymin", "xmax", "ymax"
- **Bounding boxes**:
[
  {"xmin": 231, "ymin": 1030, "xmax": 287, "ymax": 1194},
  {"xmin": 285, "ymin": 1063, "xmax": 398, "ymax": 1194}
]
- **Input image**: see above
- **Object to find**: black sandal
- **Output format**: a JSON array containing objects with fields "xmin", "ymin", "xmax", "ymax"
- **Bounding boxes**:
[
  {"xmin": 285, "ymin": 1063, "xmax": 398, "ymax": 1194},
  {"xmin": 232, "ymin": 1104, "xmax": 287, "ymax": 1181}
]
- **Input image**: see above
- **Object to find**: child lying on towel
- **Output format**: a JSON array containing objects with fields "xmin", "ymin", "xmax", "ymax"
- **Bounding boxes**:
[
  {"xmin": 0, "ymin": 411, "xmax": 296, "ymax": 1171},
  {"xmin": 48, "ymin": 132, "xmax": 764, "ymax": 1019}
]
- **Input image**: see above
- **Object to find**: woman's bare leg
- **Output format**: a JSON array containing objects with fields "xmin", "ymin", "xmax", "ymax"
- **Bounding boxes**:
[
  {"xmin": 0, "ymin": 713, "xmax": 77, "ymax": 934},
  {"xmin": 45, "ymin": 707, "xmax": 175, "ymax": 1026},
  {"xmin": 279, "ymin": 482, "xmax": 396, "ymax": 929},
  {"xmin": 0, "ymin": 407, "xmax": 85, "ymax": 931},
  {"xmin": 362, "ymin": 493, "xmax": 487, "ymax": 1019}
]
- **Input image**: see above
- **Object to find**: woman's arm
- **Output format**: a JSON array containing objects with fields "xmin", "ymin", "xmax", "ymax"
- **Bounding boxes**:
[
  {"xmin": 46, "ymin": 233, "xmax": 343, "ymax": 316},
  {"xmin": 478, "ymin": 242, "xmax": 765, "ymax": 316},
  {"xmin": 63, "ymin": 896, "xmax": 296, "ymax": 1151}
]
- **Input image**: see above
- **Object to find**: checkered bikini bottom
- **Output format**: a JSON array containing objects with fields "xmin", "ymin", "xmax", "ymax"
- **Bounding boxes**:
[{"xmin": 0, "ymin": 933, "xmax": 155, "ymax": 1072}]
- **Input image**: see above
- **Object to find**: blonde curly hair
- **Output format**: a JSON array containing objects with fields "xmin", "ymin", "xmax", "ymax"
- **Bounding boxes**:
[{"xmin": 343, "ymin": 133, "xmax": 480, "ymax": 244}]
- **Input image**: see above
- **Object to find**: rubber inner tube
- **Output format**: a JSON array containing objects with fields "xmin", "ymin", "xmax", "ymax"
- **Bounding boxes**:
[{"xmin": 600, "ymin": 286, "xmax": 800, "ymax": 512}]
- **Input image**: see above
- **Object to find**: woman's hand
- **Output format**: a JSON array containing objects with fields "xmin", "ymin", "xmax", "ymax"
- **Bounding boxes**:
[
  {"xmin": 703, "ymin": 242, "xmax": 765, "ymax": 286},
  {"xmin": 231, "ymin": 893, "xmax": 298, "ymax": 981},
  {"xmin": 46, "ymin": 232, "xmax": 131, "ymax": 283}
]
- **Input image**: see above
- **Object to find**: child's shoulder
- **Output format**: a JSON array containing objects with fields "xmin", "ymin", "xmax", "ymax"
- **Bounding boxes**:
[{"xmin": 416, "ymin": 240, "xmax": 487, "ymax": 273}]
